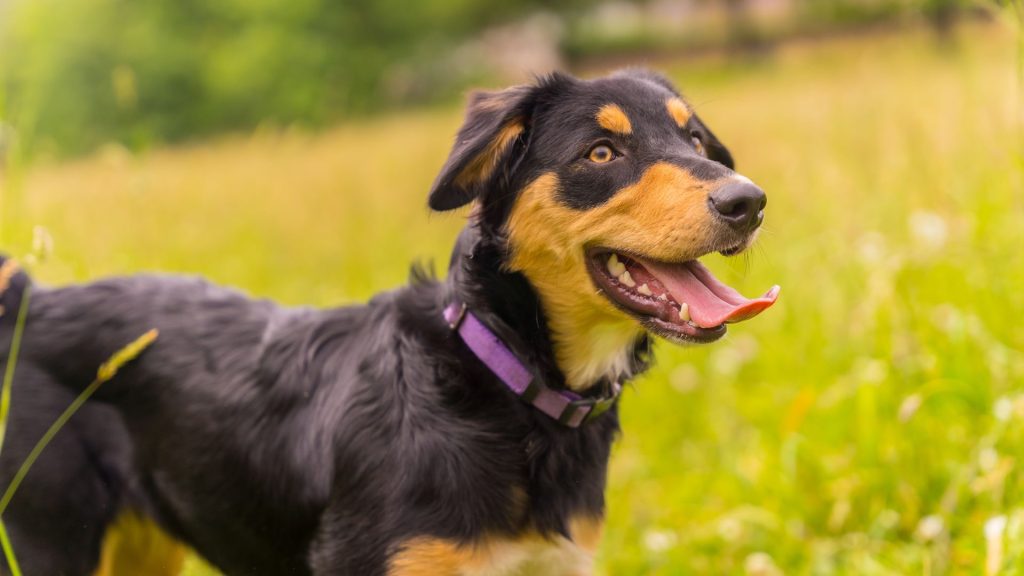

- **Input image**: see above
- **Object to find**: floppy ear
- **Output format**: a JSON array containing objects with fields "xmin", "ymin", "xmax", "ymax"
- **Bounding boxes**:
[
  {"xmin": 428, "ymin": 86, "xmax": 532, "ymax": 211},
  {"xmin": 691, "ymin": 115, "xmax": 735, "ymax": 170}
]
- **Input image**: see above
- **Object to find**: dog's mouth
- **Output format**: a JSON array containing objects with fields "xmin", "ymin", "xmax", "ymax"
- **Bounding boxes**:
[{"xmin": 585, "ymin": 248, "xmax": 780, "ymax": 344}]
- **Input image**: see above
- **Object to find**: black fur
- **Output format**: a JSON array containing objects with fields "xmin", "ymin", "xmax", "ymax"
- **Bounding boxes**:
[{"xmin": 0, "ymin": 69, "xmax": 738, "ymax": 575}]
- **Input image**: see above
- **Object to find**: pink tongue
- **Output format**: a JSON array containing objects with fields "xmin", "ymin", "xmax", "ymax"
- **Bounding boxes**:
[{"xmin": 643, "ymin": 259, "xmax": 780, "ymax": 329}]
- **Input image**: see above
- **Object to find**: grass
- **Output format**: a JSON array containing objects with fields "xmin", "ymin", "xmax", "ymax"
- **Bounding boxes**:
[
  {"xmin": 0, "ymin": 281, "xmax": 30, "ymax": 576},
  {"xmin": 2, "ymin": 21, "xmax": 1022, "ymax": 576}
]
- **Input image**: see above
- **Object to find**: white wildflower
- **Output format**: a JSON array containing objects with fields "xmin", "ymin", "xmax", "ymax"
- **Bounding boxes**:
[
  {"xmin": 717, "ymin": 517, "xmax": 743, "ymax": 542},
  {"xmin": 909, "ymin": 211, "xmax": 948, "ymax": 251},
  {"xmin": 986, "ymin": 515, "xmax": 1007, "ymax": 576},
  {"xmin": 917, "ymin": 514, "xmax": 945, "ymax": 542},
  {"xmin": 857, "ymin": 231, "xmax": 887, "ymax": 265},
  {"xmin": 642, "ymin": 529, "xmax": 677, "ymax": 553},
  {"xmin": 986, "ymin": 515, "xmax": 1007, "ymax": 541},
  {"xmin": 994, "ymin": 397, "xmax": 1013, "ymax": 422},
  {"xmin": 744, "ymin": 551, "xmax": 782, "ymax": 576},
  {"xmin": 979, "ymin": 447, "xmax": 999, "ymax": 472},
  {"xmin": 669, "ymin": 364, "xmax": 700, "ymax": 394},
  {"xmin": 859, "ymin": 358, "xmax": 888, "ymax": 385},
  {"xmin": 899, "ymin": 393, "xmax": 922, "ymax": 422}
]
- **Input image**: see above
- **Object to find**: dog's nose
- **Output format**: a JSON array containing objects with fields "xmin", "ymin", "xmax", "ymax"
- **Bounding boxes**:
[{"xmin": 708, "ymin": 181, "xmax": 766, "ymax": 232}]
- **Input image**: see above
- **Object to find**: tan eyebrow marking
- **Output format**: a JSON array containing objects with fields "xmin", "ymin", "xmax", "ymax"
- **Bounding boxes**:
[
  {"xmin": 596, "ymin": 104, "xmax": 633, "ymax": 135},
  {"xmin": 666, "ymin": 97, "xmax": 692, "ymax": 127}
]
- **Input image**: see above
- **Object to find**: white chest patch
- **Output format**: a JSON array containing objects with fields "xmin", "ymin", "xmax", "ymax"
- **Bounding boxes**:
[{"xmin": 459, "ymin": 536, "xmax": 594, "ymax": 576}]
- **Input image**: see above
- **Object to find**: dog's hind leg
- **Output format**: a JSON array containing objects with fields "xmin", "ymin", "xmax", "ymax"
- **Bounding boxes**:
[{"xmin": 0, "ymin": 365, "xmax": 130, "ymax": 575}]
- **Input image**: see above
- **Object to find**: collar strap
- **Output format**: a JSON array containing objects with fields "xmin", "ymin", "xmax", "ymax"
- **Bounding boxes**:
[{"xmin": 444, "ymin": 301, "xmax": 621, "ymax": 428}]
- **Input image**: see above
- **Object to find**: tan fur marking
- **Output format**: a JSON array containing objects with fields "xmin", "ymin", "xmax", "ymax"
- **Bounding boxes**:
[
  {"xmin": 666, "ymin": 97, "xmax": 692, "ymax": 127},
  {"xmin": 569, "ymin": 516, "xmax": 604, "ymax": 553},
  {"xmin": 93, "ymin": 512, "xmax": 186, "ymax": 576},
  {"xmin": 505, "ymin": 163, "xmax": 723, "ymax": 389},
  {"xmin": 387, "ymin": 538, "xmax": 480, "ymax": 575},
  {"xmin": 388, "ymin": 531, "xmax": 596, "ymax": 576},
  {"xmin": 454, "ymin": 121, "xmax": 524, "ymax": 190},
  {"xmin": 595, "ymin": 104, "xmax": 633, "ymax": 135}
]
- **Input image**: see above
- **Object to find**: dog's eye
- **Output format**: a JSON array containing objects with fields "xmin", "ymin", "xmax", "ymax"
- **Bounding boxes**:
[
  {"xmin": 690, "ymin": 132, "xmax": 705, "ymax": 157},
  {"xmin": 587, "ymin": 144, "xmax": 616, "ymax": 164}
]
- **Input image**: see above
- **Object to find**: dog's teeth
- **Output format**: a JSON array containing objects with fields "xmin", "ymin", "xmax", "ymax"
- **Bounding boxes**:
[
  {"xmin": 607, "ymin": 254, "xmax": 626, "ymax": 277},
  {"xmin": 637, "ymin": 283, "xmax": 652, "ymax": 296},
  {"xmin": 678, "ymin": 302, "xmax": 691, "ymax": 322},
  {"xmin": 658, "ymin": 294, "xmax": 668, "ymax": 302},
  {"xmin": 619, "ymin": 270, "xmax": 636, "ymax": 287}
]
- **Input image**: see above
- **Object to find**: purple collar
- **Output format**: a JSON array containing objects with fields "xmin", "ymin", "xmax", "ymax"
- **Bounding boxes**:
[{"xmin": 444, "ymin": 301, "xmax": 621, "ymax": 428}]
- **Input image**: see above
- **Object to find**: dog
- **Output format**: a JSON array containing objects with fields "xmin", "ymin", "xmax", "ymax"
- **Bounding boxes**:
[{"xmin": 0, "ymin": 69, "xmax": 778, "ymax": 575}]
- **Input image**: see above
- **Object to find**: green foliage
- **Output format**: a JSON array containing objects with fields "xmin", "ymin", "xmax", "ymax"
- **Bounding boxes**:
[
  {"xmin": 0, "ymin": 0, "xmax": 569, "ymax": 157},
  {"xmin": 0, "ymin": 0, "xmax": 999, "ymax": 160}
]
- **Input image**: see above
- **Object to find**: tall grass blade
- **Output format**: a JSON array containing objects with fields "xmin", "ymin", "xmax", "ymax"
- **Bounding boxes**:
[
  {"xmin": 0, "ymin": 283, "xmax": 30, "ymax": 460},
  {"xmin": 0, "ymin": 520, "xmax": 21, "ymax": 576},
  {"xmin": 0, "ymin": 328, "xmax": 159, "ymax": 518},
  {"xmin": 0, "ymin": 283, "xmax": 31, "ymax": 576}
]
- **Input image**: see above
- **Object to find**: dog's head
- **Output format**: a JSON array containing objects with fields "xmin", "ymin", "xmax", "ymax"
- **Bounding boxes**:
[{"xmin": 430, "ymin": 70, "xmax": 779, "ymax": 389}]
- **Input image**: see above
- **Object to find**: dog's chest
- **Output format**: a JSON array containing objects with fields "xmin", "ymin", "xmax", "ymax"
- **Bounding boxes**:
[
  {"xmin": 388, "ymin": 517, "xmax": 602, "ymax": 576},
  {"xmin": 467, "ymin": 535, "xmax": 594, "ymax": 576}
]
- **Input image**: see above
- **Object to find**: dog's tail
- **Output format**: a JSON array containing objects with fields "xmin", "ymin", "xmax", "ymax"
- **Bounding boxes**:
[{"xmin": 0, "ymin": 255, "xmax": 31, "ymax": 324}]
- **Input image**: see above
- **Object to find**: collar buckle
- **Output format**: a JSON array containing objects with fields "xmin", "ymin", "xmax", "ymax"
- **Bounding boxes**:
[{"xmin": 557, "ymin": 382, "xmax": 623, "ymax": 426}]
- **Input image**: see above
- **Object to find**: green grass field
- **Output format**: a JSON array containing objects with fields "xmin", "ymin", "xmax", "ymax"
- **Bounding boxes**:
[{"xmin": 2, "ymin": 21, "xmax": 1023, "ymax": 575}]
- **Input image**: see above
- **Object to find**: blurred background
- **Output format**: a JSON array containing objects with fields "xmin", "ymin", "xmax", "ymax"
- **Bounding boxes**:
[{"xmin": 1, "ymin": 0, "xmax": 1022, "ymax": 574}]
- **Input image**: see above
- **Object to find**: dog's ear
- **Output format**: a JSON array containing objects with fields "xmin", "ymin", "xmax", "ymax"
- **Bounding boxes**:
[
  {"xmin": 428, "ymin": 86, "xmax": 533, "ymax": 211},
  {"xmin": 691, "ymin": 115, "xmax": 735, "ymax": 170}
]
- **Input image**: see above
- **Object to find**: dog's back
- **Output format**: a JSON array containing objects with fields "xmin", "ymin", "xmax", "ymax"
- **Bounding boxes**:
[
  {"xmin": 0, "ymin": 259, "xmax": 350, "ymax": 574},
  {"xmin": 0, "ymin": 255, "xmax": 512, "ymax": 575}
]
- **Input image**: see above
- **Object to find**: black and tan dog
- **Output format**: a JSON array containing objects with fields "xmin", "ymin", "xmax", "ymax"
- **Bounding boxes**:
[{"xmin": 0, "ymin": 69, "xmax": 778, "ymax": 575}]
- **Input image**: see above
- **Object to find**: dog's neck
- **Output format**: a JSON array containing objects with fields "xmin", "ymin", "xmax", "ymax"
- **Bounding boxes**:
[
  {"xmin": 446, "ymin": 224, "xmax": 650, "ymax": 395},
  {"xmin": 440, "ymin": 224, "xmax": 631, "ymax": 539}
]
